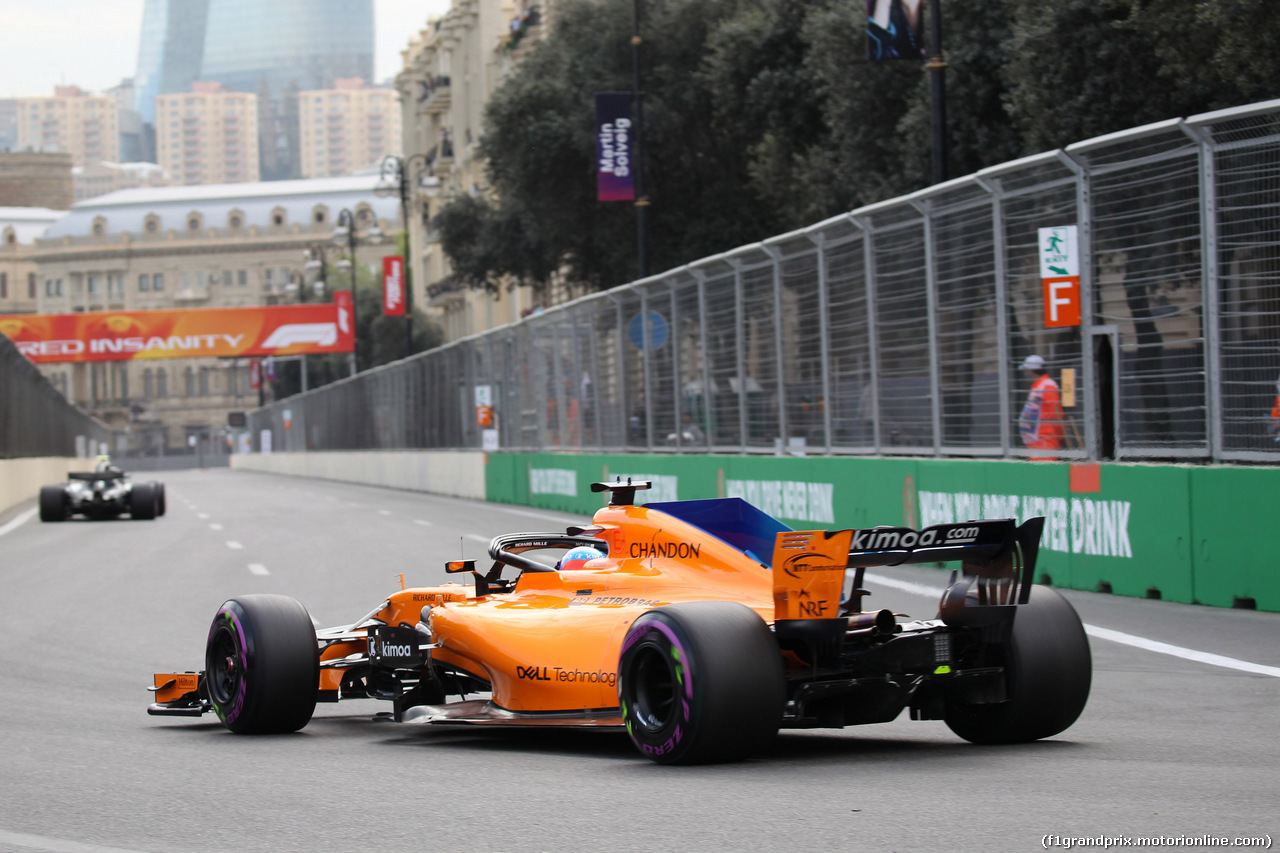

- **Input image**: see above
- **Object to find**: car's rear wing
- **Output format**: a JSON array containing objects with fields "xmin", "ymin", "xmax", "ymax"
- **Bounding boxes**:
[{"xmin": 772, "ymin": 517, "xmax": 1043, "ymax": 623}]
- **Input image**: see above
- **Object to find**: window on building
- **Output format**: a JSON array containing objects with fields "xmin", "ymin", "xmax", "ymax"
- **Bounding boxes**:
[
  {"xmin": 27, "ymin": 273, "xmax": 35, "ymax": 298},
  {"xmin": 222, "ymin": 270, "xmax": 232, "ymax": 287},
  {"xmin": 199, "ymin": 367, "xmax": 210, "ymax": 396},
  {"xmin": 181, "ymin": 273, "xmax": 191, "ymax": 290},
  {"xmin": 87, "ymin": 275, "xmax": 100, "ymax": 294},
  {"xmin": 139, "ymin": 274, "xmax": 150, "ymax": 292},
  {"xmin": 237, "ymin": 270, "xmax": 247, "ymax": 286},
  {"xmin": 143, "ymin": 368, "xmax": 153, "ymax": 398},
  {"xmin": 184, "ymin": 366, "xmax": 195, "ymax": 396},
  {"xmin": 156, "ymin": 368, "xmax": 167, "ymax": 397},
  {"xmin": 0, "ymin": 273, "xmax": 7, "ymax": 299},
  {"xmin": 265, "ymin": 268, "xmax": 274, "ymax": 286},
  {"xmin": 114, "ymin": 363, "xmax": 128, "ymax": 400},
  {"xmin": 153, "ymin": 273, "xmax": 164, "ymax": 292},
  {"xmin": 108, "ymin": 273, "xmax": 124, "ymax": 297}
]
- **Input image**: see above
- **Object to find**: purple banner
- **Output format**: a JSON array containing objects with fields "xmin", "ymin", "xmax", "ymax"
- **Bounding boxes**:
[{"xmin": 596, "ymin": 92, "xmax": 635, "ymax": 202}]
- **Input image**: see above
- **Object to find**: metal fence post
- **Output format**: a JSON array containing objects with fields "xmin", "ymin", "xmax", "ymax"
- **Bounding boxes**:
[
  {"xmin": 1059, "ymin": 149, "xmax": 1096, "ymax": 460},
  {"xmin": 812, "ymin": 231, "xmax": 834, "ymax": 455},
  {"xmin": 974, "ymin": 174, "xmax": 1012, "ymax": 454},
  {"xmin": 914, "ymin": 199, "xmax": 943, "ymax": 457},
  {"xmin": 851, "ymin": 214, "xmax": 882, "ymax": 453}
]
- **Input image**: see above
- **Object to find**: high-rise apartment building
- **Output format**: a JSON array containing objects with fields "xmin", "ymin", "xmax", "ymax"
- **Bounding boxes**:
[
  {"xmin": 155, "ymin": 82, "xmax": 260, "ymax": 185},
  {"xmin": 14, "ymin": 88, "xmax": 121, "ymax": 168},
  {"xmin": 298, "ymin": 79, "xmax": 401, "ymax": 179}
]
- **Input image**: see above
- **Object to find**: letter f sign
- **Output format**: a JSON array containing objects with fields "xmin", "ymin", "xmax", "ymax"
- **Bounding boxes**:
[{"xmin": 1043, "ymin": 277, "xmax": 1081, "ymax": 328}]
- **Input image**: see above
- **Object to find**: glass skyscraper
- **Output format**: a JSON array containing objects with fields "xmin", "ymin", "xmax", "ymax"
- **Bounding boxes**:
[
  {"xmin": 133, "ymin": 0, "xmax": 210, "ymax": 125},
  {"xmin": 133, "ymin": 0, "xmax": 374, "ymax": 180}
]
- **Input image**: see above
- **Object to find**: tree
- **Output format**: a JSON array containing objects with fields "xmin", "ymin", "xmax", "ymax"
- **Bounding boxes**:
[{"xmin": 438, "ymin": 0, "xmax": 1280, "ymax": 296}]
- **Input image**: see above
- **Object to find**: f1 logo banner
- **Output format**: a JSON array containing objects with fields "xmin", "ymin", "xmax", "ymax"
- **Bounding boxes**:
[
  {"xmin": 1038, "ymin": 225, "xmax": 1081, "ymax": 328},
  {"xmin": 0, "ymin": 302, "xmax": 356, "ymax": 364},
  {"xmin": 383, "ymin": 255, "xmax": 405, "ymax": 316},
  {"xmin": 596, "ymin": 92, "xmax": 635, "ymax": 202}
]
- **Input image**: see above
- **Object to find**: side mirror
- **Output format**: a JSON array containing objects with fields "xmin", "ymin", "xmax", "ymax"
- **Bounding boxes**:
[{"xmin": 444, "ymin": 560, "xmax": 476, "ymax": 574}]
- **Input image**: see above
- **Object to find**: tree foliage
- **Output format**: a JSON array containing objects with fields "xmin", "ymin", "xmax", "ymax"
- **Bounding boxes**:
[{"xmin": 437, "ymin": 0, "xmax": 1280, "ymax": 294}]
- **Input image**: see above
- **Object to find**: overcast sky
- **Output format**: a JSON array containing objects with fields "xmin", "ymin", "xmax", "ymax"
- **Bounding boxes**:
[{"xmin": 0, "ymin": 0, "xmax": 453, "ymax": 98}]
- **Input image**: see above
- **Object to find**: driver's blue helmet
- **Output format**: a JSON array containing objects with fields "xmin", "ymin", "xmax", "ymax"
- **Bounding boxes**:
[{"xmin": 557, "ymin": 545, "xmax": 601, "ymax": 572}]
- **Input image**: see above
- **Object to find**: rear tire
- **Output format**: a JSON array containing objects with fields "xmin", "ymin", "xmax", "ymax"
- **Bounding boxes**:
[
  {"xmin": 945, "ymin": 585, "xmax": 1091, "ymax": 744},
  {"xmin": 130, "ymin": 482, "xmax": 157, "ymax": 520},
  {"xmin": 39, "ymin": 485, "xmax": 67, "ymax": 522},
  {"xmin": 618, "ymin": 601, "xmax": 784, "ymax": 764},
  {"xmin": 205, "ymin": 595, "xmax": 319, "ymax": 734}
]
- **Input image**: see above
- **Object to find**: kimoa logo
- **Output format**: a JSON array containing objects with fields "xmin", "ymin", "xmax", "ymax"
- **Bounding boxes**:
[
  {"xmin": 261, "ymin": 323, "xmax": 338, "ymax": 348},
  {"xmin": 378, "ymin": 643, "xmax": 415, "ymax": 657}
]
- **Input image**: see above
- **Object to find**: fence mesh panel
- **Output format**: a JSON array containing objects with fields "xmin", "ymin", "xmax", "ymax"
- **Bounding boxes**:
[{"xmin": 240, "ymin": 101, "xmax": 1280, "ymax": 465}]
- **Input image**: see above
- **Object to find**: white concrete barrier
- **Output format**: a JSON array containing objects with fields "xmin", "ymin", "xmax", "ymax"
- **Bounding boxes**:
[
  {"xmin": 230, "ymin": 451, "xmax": 487, "ymax": 500},
  {"xmin": 0, "ymin": 458, "xmax": 88, "ymax": 517}
]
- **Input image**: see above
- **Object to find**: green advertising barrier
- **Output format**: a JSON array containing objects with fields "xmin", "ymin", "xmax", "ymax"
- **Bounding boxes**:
[
  {"xmin": 485, "ymin": 453, "xmax": 1279, "ymax": 611},
  {"xmin": 1185, "ymin": 466, "xmax": 1279, "ymax": 610}
]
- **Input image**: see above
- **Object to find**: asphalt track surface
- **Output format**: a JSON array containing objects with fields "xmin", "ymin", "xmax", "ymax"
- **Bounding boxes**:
[{"xmin": 0, "ymin": 469, "xmax": 1276, "ymax": 853}]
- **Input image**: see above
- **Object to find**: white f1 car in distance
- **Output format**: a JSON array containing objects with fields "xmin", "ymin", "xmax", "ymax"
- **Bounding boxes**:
[{"xmin": 39, "ymin": 457, "xmax": 166, "ymax": 522}]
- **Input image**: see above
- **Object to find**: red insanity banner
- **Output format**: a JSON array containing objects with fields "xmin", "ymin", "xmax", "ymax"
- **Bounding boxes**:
[
  {"xmin": 0, "ymin": 294, "xmax": 355, "ymax": 364},
  {"xmin": 383, "ymin": 255, "xmax": 405, "ymax": 316}
]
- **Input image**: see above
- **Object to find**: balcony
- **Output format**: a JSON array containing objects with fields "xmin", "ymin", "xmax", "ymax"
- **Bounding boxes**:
[
  {"xmin": 173, "ymin": 285, "xmax": 210, "ymax": 303},
  {"xmin": 418, "ymin": 75, "xmax": 451, "ymax": 115}
]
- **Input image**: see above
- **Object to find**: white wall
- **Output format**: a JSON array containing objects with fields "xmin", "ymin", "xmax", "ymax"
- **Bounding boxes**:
[
  {"xmin": 230, "ymin": 451, "xmax": 487, "ymax": 500},
  {"xmin": 0, "ymin": 458, "xmax": 85, "ymax": 516}
]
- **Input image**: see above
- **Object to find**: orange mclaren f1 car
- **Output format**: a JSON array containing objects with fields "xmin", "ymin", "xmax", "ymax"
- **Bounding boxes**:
[{"xmin": 149, "ymin": 479, "xmax": 1091, "ymax": 764}]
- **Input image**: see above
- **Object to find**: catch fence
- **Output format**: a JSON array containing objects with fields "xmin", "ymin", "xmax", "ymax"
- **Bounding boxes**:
[
  {"xmin": 0, "ymin": 333, "xmax": 112, "ymax": 459},
  {"xmin": 249, "ymin": 100, "xmax": 1280, "ymax": 464}
]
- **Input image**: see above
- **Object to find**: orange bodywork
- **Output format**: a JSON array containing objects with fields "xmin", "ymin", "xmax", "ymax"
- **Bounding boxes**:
[{"xmin": 329, "ymin": 501, "xmax": 809, "ymax": 713}]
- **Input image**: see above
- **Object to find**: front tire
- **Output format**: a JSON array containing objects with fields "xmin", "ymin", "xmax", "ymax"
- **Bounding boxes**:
[
  {"xmin": 205, "ymin": 595, "xmax": 319, "ymax": 734},
  {"xmin": 153, "ymin": 482, "xmax": 166, "ymax": 516},
  {"xmin": 39, "ymin": 486, "xmax": 67, "ymax": 522},
  {"xmin": 945, "ymin": 585, "xmax": 1091, "ymax": 744},
  {"xmin": 618, "ymin": 601, "xmax": 784, "ymax": 764}
]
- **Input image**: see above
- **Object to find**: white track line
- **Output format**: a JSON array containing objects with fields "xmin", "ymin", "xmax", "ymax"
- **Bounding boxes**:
[
  {"xmin": 863, "ymin": 571, "xmax": 1280, "ymax": 678},
  {"xmin": 226, "ymin": 541, "xmax": 244, "ymax": 550},
  {"xmin": 209, "ymin": 523, "xmax": 223, "ymax": 531},
  {"xmin": 0, "ymin": 828, "xmax": 148, "ymax": 853},
  {"xmin": 0, "ymin": 507, "xmax": 37, "ymax": 538},
  {"xmin": 248, "ymin": 563, "xmax": 269, "ymax": 576}
]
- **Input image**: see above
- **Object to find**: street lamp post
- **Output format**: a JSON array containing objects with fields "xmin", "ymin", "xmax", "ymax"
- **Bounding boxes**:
[{"xmin": 378, "ymin": 153, "xmax": 434, "ymax": 359}]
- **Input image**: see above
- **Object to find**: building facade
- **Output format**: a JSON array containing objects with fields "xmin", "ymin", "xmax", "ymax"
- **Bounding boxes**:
[
  {"xmin": 74, "ymin": 162, "xmax": 173, "ymax": 202},
  {"xmin": 395, "ymin": 0, "xmax": 558, "ymax": 343},
  {"xmin": 0, "ymin": 207, "xmax": 67, "ymax": 317},
  {"xmin": 298, "ymin": 79, "xmax": 401, "ymax": 179},
  {"xmin": 0, "ymin": 152, "xmax": 74, "ymax": 210},
  {"xmin": 13, "ymin": 88, "xmax": 121, "ymax": 169},
  {"xmin": 28, "ymin": 177, "xmax": 399, "ymax": 453},
  {"xmin": 155, "ymin": 82, "xmax": 260, "ymax": 185}
]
